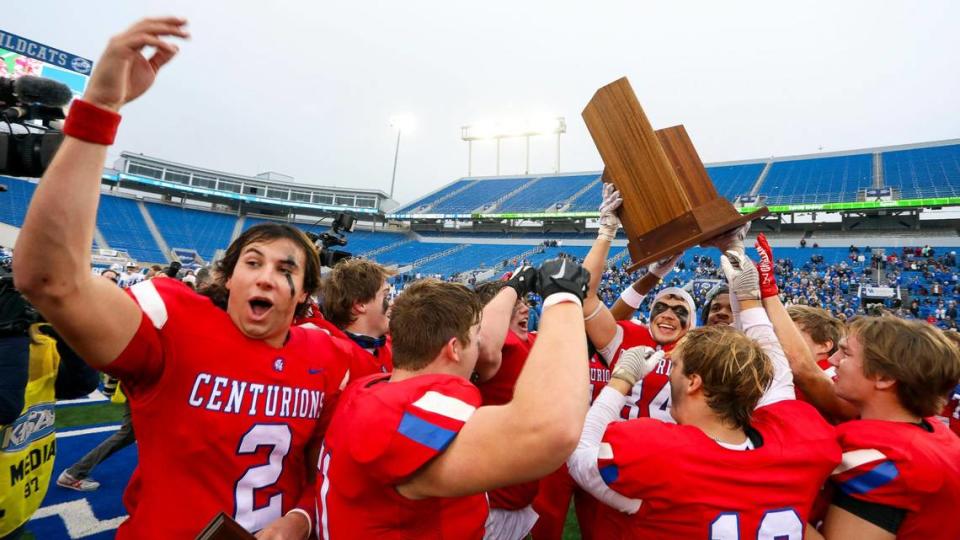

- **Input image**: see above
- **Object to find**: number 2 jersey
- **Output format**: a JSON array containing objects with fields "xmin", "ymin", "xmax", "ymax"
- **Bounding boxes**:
[
  {"xmin": 597, "ymin": 399, "xmax": 840, "ymax": 539},
  {"xmin": 317, "ymin": 373, "xmax": 487, "ymax": 539},
  {"xmin": 103, "ymin": 279, "xmax": 350, "ymax": 538}
]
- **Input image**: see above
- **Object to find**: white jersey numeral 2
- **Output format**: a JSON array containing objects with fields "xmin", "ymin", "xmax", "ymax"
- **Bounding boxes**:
[{"xmin": 234, "ymin": 424, "xmax": 292, "ymax": 532}]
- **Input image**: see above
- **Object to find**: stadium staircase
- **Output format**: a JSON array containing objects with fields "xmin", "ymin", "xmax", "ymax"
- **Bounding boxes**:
[
  {"xmin": 361, "ymin": 237, "xmax": 414, "ymax": 258},
  {"xmin": 479, "ymin": 177, "xmax": 544, "ymax": 213},
  {"xmin": 415, "ymin": 180, "xmax": 479, "ymax": 214},
  {"xmin": 409, "ymin": 244, "xmax": 469, "ymax": 272},
  {"xmin": 749, "ymin": 162, "xmax": 773, "ymax": 196},
  {"xmin": 137, "ymin": 201, "xmax": 172, "ymax": 262},
  {"xmin": 873, "ymin": 153, "xmax": 884, "ymax": 189},
  {"xmin": 230, "ymin": 215, "xmax": 246, "ymax": 243},
  {"xmin": 93, "ymin": 228, "xmax": 111, "ymax": 251},
  {"xmin": 557, "ymin": 177, "xmax": 603, "ymax": 212}
]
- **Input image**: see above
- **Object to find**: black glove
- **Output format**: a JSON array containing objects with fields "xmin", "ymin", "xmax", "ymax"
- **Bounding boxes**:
[
  {"xmin": 506, "ymin": 265, "xmax": 538, "ymax": 296},
  {"xmin": 536, "ymin": 258, "xmax": 590, "ymax": 301}
]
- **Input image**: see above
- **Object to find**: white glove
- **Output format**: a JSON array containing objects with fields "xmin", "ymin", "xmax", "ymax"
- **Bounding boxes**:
[
  {"xmin": 611, "ymin": 346, "xmax": 664, "ymax": 387},
  {"xmin": 702, "ymin": 222, "xmax": 751, "ymax": 254},
  {"xmin": 597, "ymin": 183, "xmax": 622, "ymax": 241},
  {"xmin": 720, "ymin": 249, "xmax": 761, "ymax": 302},
  {"xmin": 648, "ymin": 252, "xmax": 681, "ymax": 278}
]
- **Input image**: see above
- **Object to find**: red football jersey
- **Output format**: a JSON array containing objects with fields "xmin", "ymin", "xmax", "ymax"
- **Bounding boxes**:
[
  {"xmin": 477, "ymin": 331, "xmax": 539, "ymax": 510},
  {"xmin": 603, "ymin": 321, "xmax": 675, "ymax": 422},
  {"xmin": 831, "ymin": 416, "xmax": 960, "ymax": 538},
  {"xmin": 584, "ymin": 321, "xmax": 677, "ymax": 538},
  {"xmin": 597, "ymin": 400, "xmax": 840, "ymax": 539},
  {"xmin": 317, "ymin": 373, "xmax": 487, "ymax": 539},
  {"xmin": 103, "ymin": 279, "xmax": 349, "ymax": 538},
  {"xmin": 296, "ymin": 311, "xmax": 393, "ymax": 377}
]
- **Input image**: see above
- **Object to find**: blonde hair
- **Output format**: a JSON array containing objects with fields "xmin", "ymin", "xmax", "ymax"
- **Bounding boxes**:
[
  {"xmin": 672, "ymin": 325, "xmax": 773, "ymax": 429},
  {"xmin": 788, "ymin": 305, "xmax": 844, "ymax": 355},
  {"xmin": 849, "ymin": 317, "xmax": 960, "ymax": 417}
]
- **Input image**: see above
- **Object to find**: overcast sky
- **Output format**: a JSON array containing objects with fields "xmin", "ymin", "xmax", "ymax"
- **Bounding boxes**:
[{"xmin": 7, "ymin": 1, "xmax": 959, "ymax": 204}]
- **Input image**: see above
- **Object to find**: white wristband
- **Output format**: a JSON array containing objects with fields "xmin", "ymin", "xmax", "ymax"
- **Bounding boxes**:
[
  {"xmin": 285, "ymin": 508, "xmax": 312, "ymax": 532},
  {"xmin": 543, "ymin": 292, "xmax": 583, "ymax": 309},
  {"xmin": 619, "ymin": 286, "xmax": 645, "ymax": 309}
]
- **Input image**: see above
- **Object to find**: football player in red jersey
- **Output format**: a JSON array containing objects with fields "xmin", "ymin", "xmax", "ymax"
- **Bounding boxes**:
[
  {"xmin": 319, "ymin": 258, "xmax": 396, "ymax": 377},
  {"xmin": 813, "ymin": 317, "xmax": 960, "ymax": 539},
  {"xmin": 316, "ymin": 260, "xmax": 591, "ymax": 539},
  {"xmin": 474, "ymin": 273, "xmax": 542, "ymax": 539},
  {"xmin": 557, "ymin": 184, "xmax": 692, "ymax": 540},
  {"xmin": 13, "ymin": 19, "xmax": 348, "ymax": 539},
  {"xmin": 567, "ymin": 247, "xmax": 841, "ymax": 539}
]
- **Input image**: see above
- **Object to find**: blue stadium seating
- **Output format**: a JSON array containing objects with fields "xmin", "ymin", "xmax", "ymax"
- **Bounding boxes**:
[
  {"xmin": 759, "ymin": 154, "xmax": 873, "ymax": 205},
  {"xmin": 705, "ymin": 163, "xmax": 766, "ymax": 200},
  {"xmin": 567, "ymin": 180, "xmax": 604, "ymax": 212},
  {"xmin": 96, "ymin": 196, "xmax": 166, "ymax": 262},
  {"xmin": 374, "ymin": 242, "xmax": 456, "ymax": 267},
  {"xmin": 430, "ymin": 178, "xmax": 529, "ymax": 214},
  {"xmin": 393, "ymin": 179, "xmax": 475, "ymax": 213},
  {"xmin": 882, "ymin": 144, "xmax": 960, "ymax": 199},
  {"xmin": 0, "ymin": 176, "xmax": 37, "ymax": 228},
  {"xmin": 497, "ymin": 174, "xmax": 600, "ymax": 212},
  {"xmin": 147, "ymin": 203, "xmax": 237, "ymax": 261},
  {"xmin": 416, "ymin": 244, "xmax": 531, "ymax": 276}
]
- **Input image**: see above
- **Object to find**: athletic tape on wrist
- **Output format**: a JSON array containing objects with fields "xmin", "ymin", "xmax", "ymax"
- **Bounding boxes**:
[
  {"xmin": 583, "ymin": 301, "xmax": 603, "ymax": 322},
  {"xmin": 543, "ymin": 292, "xmax": 583, "ymax": 309},
  {"xmin": 619, "ymin": 286, "xmax": 645, "ymax": 309},
  {"xmin": 63, "ymin": 99, "xmax": 121, "ymax": 145}
]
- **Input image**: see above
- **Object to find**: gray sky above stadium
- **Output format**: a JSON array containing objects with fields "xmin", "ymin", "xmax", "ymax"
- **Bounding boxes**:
[{"xmin": 7, "ymin": 1, "xmax": 959, "ymax": 204}]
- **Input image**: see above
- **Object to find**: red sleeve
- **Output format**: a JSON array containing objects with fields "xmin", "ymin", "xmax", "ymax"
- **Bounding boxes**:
[
  {"xmin": 596, "ymin": 418, "xmax": 678, "ymax": 499},
  {"xmin": 831, "ymin": 421, "xmax": 941, "ymax": 512},
  {"xmin": 348, "ymin": 378, "xmax": 482, "ymax": 484}
]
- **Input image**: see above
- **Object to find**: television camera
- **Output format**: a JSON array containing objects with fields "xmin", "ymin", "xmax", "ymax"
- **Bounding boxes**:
[
  {"xmin": 0, "ymin": 75, "xmax": 73, "ymax": 178},
  {"xmin": 306, "ymin": 212, "xmax": 356, "ymax": 267}
]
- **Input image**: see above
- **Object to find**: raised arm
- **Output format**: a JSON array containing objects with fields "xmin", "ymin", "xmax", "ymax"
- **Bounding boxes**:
[
  {"xmin": 567, "ymin": 346, "xmax": 663, "ymax": 513},
  {"xmin": 13, "ymin": 19, "xmax": 189, "ymax": 368},
  {"xmin": 754, "ymin": 235, "xmax": 858, "ymax": 422},
  {"xmin": 582, "ymin": 184, "xmax": 622, "ymax": 351},
  {"xmin": 475, "ymin": 267, "xmax": 535, "ymax": 382},
  {"xmin": 720, "ymin": 248, "xmax": 795, "ymax": 405},
  {"xmin": 399, "ymin": 259, "xmax": 590, "ymax": 498}
]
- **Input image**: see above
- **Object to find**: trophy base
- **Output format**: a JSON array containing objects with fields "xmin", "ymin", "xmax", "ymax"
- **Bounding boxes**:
[{"xmin": 625, "ymin": 204, "xmax": 769, "ymax": 273}]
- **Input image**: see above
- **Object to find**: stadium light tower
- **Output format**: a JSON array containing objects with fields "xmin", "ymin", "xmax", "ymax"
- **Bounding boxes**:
[
  {"xmin": 389, "ymin": 114, "xmax": 416, "ymax": 199},
  {"xmin": 460, "ymin": 116, "xmax": 566, "ymax": 176}
]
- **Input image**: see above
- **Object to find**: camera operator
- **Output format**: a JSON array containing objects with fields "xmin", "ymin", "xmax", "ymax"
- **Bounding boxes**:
[{"xmin": 0, "ymin": 269, "xmax": 98, "ymax": 539}]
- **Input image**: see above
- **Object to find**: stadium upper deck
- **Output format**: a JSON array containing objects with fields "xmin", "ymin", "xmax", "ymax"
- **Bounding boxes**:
[{"xmin": 391, "ymin": 138, "xmax": 960, "ymax": 219}]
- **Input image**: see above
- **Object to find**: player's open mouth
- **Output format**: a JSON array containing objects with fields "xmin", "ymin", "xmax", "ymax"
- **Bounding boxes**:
[
  {"xmin": 657, "ymin": 323, "xmax": 676, "ymax": 332},
  {"xmin": 249, "ymin": 297, "xmax": 274, "ymax": 317},
  {"xmin": 519, "ymin": 319, "xmax": 528, "ymax": 330}
]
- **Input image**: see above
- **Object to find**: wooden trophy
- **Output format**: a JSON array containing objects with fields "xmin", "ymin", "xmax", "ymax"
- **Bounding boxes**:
[
  {"xmin": 195, "ymin": 512, "xmax": 256, "ymax": 540},
  {"xmin": 582, "ymin": 77, "xmax": 768, "ymax": 272}
]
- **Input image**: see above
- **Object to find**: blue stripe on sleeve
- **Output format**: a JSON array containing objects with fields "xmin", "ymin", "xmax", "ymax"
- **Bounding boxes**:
[
  {"xmin": 398, "ymin": 412, "xmax": 457, "ymax": 451},
  {"xmin": 599, "ymin": 464, "xmax": 619, "ymax": 485},
  {"xmin": 840, "ymin": 460, "xmax": 899, "ymax": 496}
]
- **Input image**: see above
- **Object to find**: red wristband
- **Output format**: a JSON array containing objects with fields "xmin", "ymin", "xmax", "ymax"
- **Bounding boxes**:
[{"xmin": 63, "ymin": 99, "xmax": 122, "ymax": 145}]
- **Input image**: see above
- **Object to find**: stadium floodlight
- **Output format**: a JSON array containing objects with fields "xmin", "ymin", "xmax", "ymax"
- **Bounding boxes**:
[
  {"xmin": 389, "ymin": 114, "xmax": 416, "ymax": 199},
  {"xmin": 461, "ymin": 116, "xmax": 566, "ymax": 176}
]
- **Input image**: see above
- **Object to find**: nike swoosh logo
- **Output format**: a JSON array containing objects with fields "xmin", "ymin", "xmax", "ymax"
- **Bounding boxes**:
[{"xmin": 551, "ymin": 260, "xmax": 567, "ymax": 279}]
